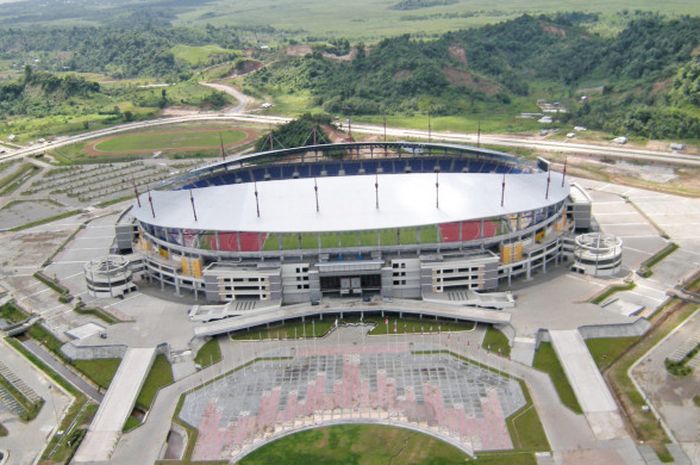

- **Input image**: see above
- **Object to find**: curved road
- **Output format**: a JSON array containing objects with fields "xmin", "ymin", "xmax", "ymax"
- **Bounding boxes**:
[
  {"xmin": 1, "ymin": 82, "xmax": 698, "ymax": 167},
  {"xmin": 199, "ymin": 81, "xmax": 252, "ymax": 113}
]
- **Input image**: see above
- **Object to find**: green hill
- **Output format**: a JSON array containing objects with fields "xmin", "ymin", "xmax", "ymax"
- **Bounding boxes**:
[{"xmin": 246, "ymin": 13, "xmax": 700, "ymax": 139}]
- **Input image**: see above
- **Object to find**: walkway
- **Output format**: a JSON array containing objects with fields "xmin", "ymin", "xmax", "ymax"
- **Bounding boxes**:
[
  {"xmin": 549, "ymin": 330, "xmax": 626, "ymax": 440},
  {"xmin": 73, "ymin": 347, "xmax": 156, "ymax": 463},
  {"xmin": 109, "ymin": 329, "xmax": 607, "ymax": 465},
  {"xmin": 193, "ymin": 298, "xmax": 511, "ymax": 338}
]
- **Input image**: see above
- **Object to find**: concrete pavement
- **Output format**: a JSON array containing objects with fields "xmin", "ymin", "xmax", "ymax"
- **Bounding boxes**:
[
  {"xmin": 0, "ymin": 339, "xmax": 71, "ymax": 465},
  {"xmin": 74, "ymin": 347, "xmax": 156, "ymax": 464},
  {"xmin": 107, "ymin": 328, "xmax": 646, "ymax": 465},
  {"xmin": 550, "ymin": 330, "xmax": 627, "ymax": 441}
]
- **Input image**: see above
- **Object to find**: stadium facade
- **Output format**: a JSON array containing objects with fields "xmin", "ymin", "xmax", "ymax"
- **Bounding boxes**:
[{"xmin": 119, "ymin": 142, "xmax": 591, "ymax": 305}]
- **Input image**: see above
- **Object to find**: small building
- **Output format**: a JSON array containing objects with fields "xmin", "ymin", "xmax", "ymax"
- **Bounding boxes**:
[
  {"xmin": 670, "ymin": 143, "xmax": 685, "ymax": 151},
  {"xmin": 84, "ymin": 255, "xmax": 137, "ymax": 298},
  {"xmin": 571, "ymin": 233, "xmax": 623, "ymax": 277}
]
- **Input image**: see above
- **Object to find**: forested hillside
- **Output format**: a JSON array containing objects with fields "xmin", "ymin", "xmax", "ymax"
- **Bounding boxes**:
[
  {"xmin": 0, "ymin": 24, "xmax": 243, "ymax": 79},
  {"xmin": 247, "ymin": 13, "xmax": 700, "ymax": 139}
]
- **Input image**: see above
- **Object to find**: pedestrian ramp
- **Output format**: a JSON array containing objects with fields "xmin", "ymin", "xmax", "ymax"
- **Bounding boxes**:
[
  {"xmin": 549, "ymin": 330, "xmax": 627, "ymax": 440},
  {"xmin": 73, "ymin": 347, "xmax": 156, "ymax": 464}
]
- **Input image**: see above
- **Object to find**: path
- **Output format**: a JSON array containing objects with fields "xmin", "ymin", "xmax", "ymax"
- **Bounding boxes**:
[
  {"xmin": 109, "ymin": 328, "xmax": 645, "ymax": 465},
  {"xmin": 550, "ymin": 330, "xmax": 627, "ymax": 441},
  {"xmin": 73, "ymin": 347, "xmax": 156, "ymax": 463}
]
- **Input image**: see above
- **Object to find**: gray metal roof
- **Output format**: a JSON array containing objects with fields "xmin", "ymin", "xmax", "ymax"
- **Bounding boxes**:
[{"xmin": 132, "ymin": 171, "xmax": 569, "ymax": 233}]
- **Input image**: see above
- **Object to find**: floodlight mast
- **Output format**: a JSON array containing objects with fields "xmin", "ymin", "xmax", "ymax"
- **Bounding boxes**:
[
  {"xmin": 219, "ymin": 133, "xmax": 226, "ymax": 161},
  {"xmin": 561, "ymin": 157, "xmax": 568, "ymax": 187},
  {"xmin": 133, "ymin": 181, "xmax": 141, "ymax": 208},
  {"xmin": 148, "ymin": 188, "xmax": 156, "ymax": 218}
]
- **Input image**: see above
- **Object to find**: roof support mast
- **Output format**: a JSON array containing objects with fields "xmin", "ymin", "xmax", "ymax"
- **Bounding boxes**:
[
  {"xmin": 254, "ymin": 181, "xmax": 261, "ymax": 218},
  {"xmin": 189, "ymin": 189, "xmax": 198, "ymax": 222},
  {"xmin": 500, "ymin": 173, "xmax": 506, "ymax": 207},
  {"xmin": 375, "ymin": 174, "xmax": 379, "ymax": 210},
  {"xmin": 314, "ymin": 177, "xmax": 319, "ymax": 213},
  {"xmin": 435, "ymin": 171, "xmax": 440, "ymax": 209}
]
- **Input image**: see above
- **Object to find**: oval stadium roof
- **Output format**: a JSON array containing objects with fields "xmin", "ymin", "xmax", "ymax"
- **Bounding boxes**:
[{"xmin": 132, "ymin": 171, "xmax": 569, "ymax": 233}]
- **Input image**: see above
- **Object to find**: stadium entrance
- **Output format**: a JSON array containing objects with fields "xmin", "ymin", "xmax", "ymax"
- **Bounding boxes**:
[
  {"xmin": 319, "ymin": 274, "xmax": 382, "ymax": 296},
  {"xmin": 316, "ymin": 260, "xmax": 384, "ymax": 297}
]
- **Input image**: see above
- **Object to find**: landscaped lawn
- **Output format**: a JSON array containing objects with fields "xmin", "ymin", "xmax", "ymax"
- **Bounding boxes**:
[
  {"xmin": 135, "ymin": 354, "xmax": 174, "ymax": 410},
  {"xmin": 239, "ymin": 424, "xmax": 469, "ymax": 465},
  {"xmin": 0, "ymin": 301, "xmax": 29, "ymax": 323},
  {"xmin": 73, "ymin": 358, "xmax": 121, "ymax": 390},
  {"xmin": 585, "ymin": 337, "xmax": 640, "ymax": 371},
  {"xmin": 194, "ymin": 338, "xmax": 222, "ymax": 368},
  {"xmin": 230, "ymin": 316, "xmax": 475, "ymax": 340},
  {"xmin": 482, "ymin": 326, "xmax": 511, "ymax": 358},
  {"xmin": 532, "ymin": 342, "xmax": 582, "ymax": 414}
]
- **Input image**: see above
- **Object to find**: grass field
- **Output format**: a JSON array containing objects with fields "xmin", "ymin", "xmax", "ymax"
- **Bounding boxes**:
[
  {"xmin": 176, "ymin": 0, "xmax": 700, "ymax": 40},
  {"xmin": 239, "ymin": 423, "xmax": 468, "ymax": 465},
  {"xmin": 263, "ymin": 226, "xmax": 440, "ymax": 251},
  {"xmin": 532, "ymin": 342, "xmax": 582, "ymax": 414},
  {"xmin": 93, "ymin": 128, "xmax": 247, "ymax": 154},
  {"xmin": 51, "ymin": 122, "xmax": 257, "ymax": 162},
  {"xmin": 171, "ymin": 44, "xmax": 240, "ymax": 66}
]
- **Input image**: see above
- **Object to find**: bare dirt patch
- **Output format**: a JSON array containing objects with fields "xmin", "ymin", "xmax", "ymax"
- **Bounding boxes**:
[
  {"xmin": 285, "ymin": 45, "xmax": 312, "ymax": 57},
  {"xmin": 321, "ymin": 48, "xmax": 356, "ymax": 62},
  {"xmin": 542, "ymin": 24, "xmax": 566, "ymax": 37},
  {"xmin": 443, "ymin": 66, "xmax": 500, "ymax": 95},
  {"xmin": 652, "ymin": 78, "xmax": 671, "ymax": 94},
  {"xmin": 448, "ymin": 45, "xmax": 467, "ymax": 65},
  {"xmin": 233, "ymin": 59, "xmax": 264, "ymax": 76},
  {"xmin": 394, "ymin": 69, "xmax": 413, "ymax": 81}
]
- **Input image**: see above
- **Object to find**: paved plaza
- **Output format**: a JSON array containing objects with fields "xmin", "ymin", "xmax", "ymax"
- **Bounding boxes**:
[{"xmin": 180, "ymin": 342, "xmax": 524, "ymax": 461}]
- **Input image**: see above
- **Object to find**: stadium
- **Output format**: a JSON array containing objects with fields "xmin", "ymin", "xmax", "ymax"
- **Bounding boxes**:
[{"xmin": 123, "ymin": 141, "xmax": 583, "ymax": 307}]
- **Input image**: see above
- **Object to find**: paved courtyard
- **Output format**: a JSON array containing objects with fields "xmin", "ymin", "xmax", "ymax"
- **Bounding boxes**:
[{"xmin": 180, "ymin": 342, "xmax": 525, "ymax": 462}]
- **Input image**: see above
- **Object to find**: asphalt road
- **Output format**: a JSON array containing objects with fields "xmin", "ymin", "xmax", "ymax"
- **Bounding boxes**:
[
  {"xmin": 1, "ymin": 82, "xmax": 698, "ymax": 167},
  {"xmin": 22, "ymin": 339, "xmax": 103, "ymax": 402}
]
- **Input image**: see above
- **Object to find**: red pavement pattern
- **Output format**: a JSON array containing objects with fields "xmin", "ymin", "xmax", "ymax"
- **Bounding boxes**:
[
  {"xmin": 439, "ymin": 220, "xmax": 498, "ymax": 242},
  {"xmin": 210, "ymin": 232, "xmax": 266, "ymax": 252},
  {"xmin": 191, "ymin": 347, "xmax": 512, "ymax": 461}
]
